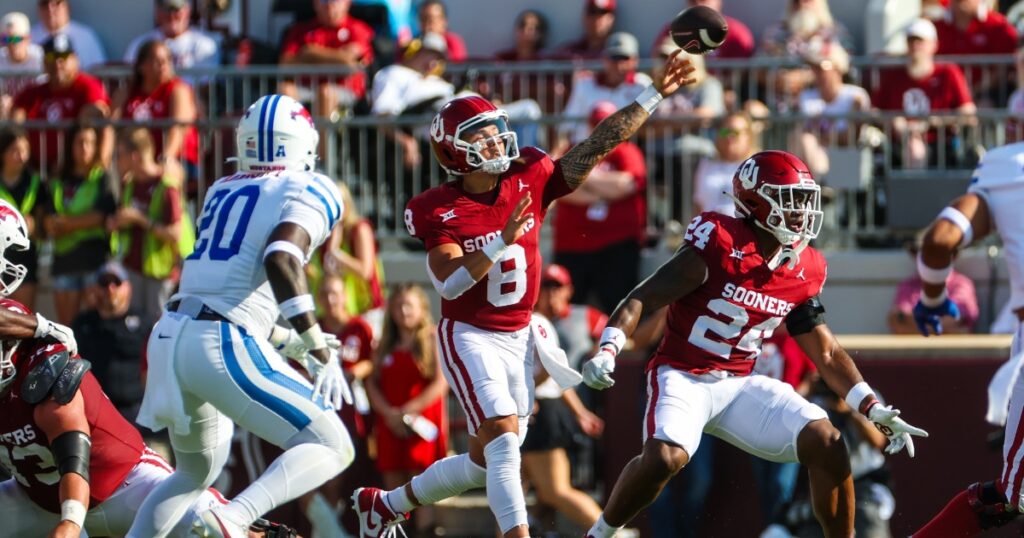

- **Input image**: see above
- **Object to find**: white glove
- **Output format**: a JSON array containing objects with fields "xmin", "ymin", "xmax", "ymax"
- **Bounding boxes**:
[
  {"xmin": 269, "ymin": 326, "xmax": 340, "ymax": 360},
  {"xmin": 307, "ymin": 349, "xmax": 353, "ymax": 411},
  {"xmin": 582, "ymin": 347, "xmax": 617, "ymax": 390},
  {"xmin": 866, "ymin": 403, "xmax": 929, "ymax": 458},
  {"xmin": 35, "ymin": 313, "xmax": 78, "ymax": 356}
]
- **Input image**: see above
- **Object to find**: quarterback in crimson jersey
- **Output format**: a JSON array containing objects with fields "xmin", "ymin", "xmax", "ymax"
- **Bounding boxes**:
[
  {"xmin": 353, "ymin": 52, "xmax": 697, "ymax": 538},
  {"xmin": 581, "ymin": 151, "xmax": 928, "ymax": 538}
]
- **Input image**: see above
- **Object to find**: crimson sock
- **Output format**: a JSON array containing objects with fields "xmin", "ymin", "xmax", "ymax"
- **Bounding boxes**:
[{"xmin": 912, "ymin": 489, "xmax": 982, "ymax": 538}]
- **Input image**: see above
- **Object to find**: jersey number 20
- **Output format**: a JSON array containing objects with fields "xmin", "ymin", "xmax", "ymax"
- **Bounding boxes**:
[{"xmin": 188, "ymin": 185, "xmax": 261, "ymax": 261}]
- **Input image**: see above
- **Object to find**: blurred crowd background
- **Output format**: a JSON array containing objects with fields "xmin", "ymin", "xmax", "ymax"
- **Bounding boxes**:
[{"xmin": 1, "ymin": 0, "xmax": 1021, "ymax": 535}]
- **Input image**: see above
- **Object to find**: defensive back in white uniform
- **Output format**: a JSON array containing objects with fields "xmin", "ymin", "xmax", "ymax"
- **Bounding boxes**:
[{"xmin": 127, "ymin": 94, "xmax": 355, "ymax": 538}]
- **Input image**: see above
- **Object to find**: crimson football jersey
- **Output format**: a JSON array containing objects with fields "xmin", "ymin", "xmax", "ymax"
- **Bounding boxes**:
[
  {"xmin": 0, "ymin": 340, "xmax": 144, "ymax": 513},
  {"xmin": 405, "ymin": 147, "xmax": 572, "ymax": 331},
  {"xmin": 651, "ymin": 212, "xmax": 827, "ymax": 376}
]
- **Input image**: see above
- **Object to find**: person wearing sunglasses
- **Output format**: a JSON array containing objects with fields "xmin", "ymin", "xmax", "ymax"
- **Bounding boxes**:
[
  {"xmin": 29, "ymin": 0, "xmax": 106, "ymax": 70},
  {"xmin": 0, "ymin": 12, "xmax": 43, "ymax": 121}
]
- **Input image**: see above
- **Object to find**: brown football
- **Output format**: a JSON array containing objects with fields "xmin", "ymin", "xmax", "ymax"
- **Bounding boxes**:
[{"xmin": 669, "ymin": 5, "xmax": 729, "ymax": 55}]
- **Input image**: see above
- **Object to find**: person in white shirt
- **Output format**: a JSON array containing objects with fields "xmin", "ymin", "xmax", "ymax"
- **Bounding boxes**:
[
  {"xmin": 693, "ymin": 112, "xmax": 758, "ymax": 217},
  {"xmin": 122, "ymin": 0, "xmax": 220, "ymax": 80},
  {"xmin": 30, "ymin": 0, "xmax": 106, "ymax": 69},
  {"xmin": 554, "ymin": 32, "xmax": 653, "ymax": 156},
  {"xmin": 1, "ymin": 12, "xmax": 43, "ymax": 119}
]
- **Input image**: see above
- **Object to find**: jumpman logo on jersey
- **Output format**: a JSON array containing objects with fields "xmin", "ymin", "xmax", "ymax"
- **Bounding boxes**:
[
  {"xmin": 797, "ymin": 268, "xmax": 806, "ymax": 280},
  {"xmin": 730, "ymin": 248, "xmax": 744, "ymax": 260},
  {"xmin": 441, "ymin": 209, "xmax": 457, "ymax": 222},
  {"xmin": 518, "ymin": 179, "xmax": 528, "ymax": 192}
]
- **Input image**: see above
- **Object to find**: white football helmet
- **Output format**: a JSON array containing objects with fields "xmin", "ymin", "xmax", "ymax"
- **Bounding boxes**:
[
  {"xmin": 235, "ymin": 94, "xmax": 320, "ymax": 172},
  {"xmin": 0, "ymin": 200, "xmax": 29, "ymax": 297}
]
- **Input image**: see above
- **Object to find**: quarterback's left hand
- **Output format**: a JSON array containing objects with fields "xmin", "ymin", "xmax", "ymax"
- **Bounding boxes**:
[
  {"xmin": 308, "ymin": 351, "xmax": 353, "ymax": 411},
  {"xmin": 270, "ymin": 326, "xmax": 341, "ymax": 360},
  {"xmin": 912, "ymin": 297, "xmax": 960, "ymax": 336},
  {"xmin": 866, "ymin": 403, "xmax": 929, "ymax": 457}
]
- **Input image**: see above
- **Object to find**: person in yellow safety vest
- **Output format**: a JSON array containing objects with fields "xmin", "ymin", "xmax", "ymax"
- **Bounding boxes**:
[
  {"xmin": 42, "ymin": 124, "xmax": 118, "ymax": 325},
  {"xmin": 322, "ymin": 182, "xmax": 385, "ymax": 316},
  {"xmin": 108, "ymin": 127, "xmax": 195, "ymax": 320},
  {"xmin": 0, "ymin": 127, "xmax": 46, "ymax": 310}
]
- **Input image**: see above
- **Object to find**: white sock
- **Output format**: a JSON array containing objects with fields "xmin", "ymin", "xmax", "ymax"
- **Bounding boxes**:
[
  {"xmin": 386, "ymin": 453, "xmax": 487, "ymax": 514},
  {"xmin": 219, "ymin": 443, "xmax": 350, "ymax": 526},
  {"xmin": 587, "ymin": 514, "xmax": 622, "ymax": 538},
  {"xmin": 484, "ymin": 432, "xmax": 527, "ymax": 533},
  {"xmin": 383, "ymin": 486, "xmax": 414, "ymax": 514}
]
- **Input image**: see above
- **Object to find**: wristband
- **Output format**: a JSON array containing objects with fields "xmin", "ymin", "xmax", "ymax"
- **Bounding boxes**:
[
  {"xmin": 268, "ymin": 325, "xmax": 291, "ymax": 348},
  {"xmin": 61, "ymin": 499, "xmax": 87, "ymax": 527},
  {"xmin": 280, "ymin": 294, "xmax": 315, "ymax": 319},
  {"xmin": 634, "ymin": 85, "xmax": 664, "ymax": 115},
  {"xmin": 937, "ymin": 206, "xmax": 974, "ymax": 246},
  {"xmin": 482, "ymin": 234, "xmax": 509, "ymax": 263},
  {"xmin": 916, "ymin": 252, "xmax": 952, "ymax": 285},
  {"xmin": 920, "ymin": 289, "xmax": 948, "ymax": 308},
  {"xmin": 34, "ymin": 312, "xmax": 49, "ymax": 339},
  {"xmin": 300, "ymin": 325, "xmax": 328, "ymax": 351},
  {"xmin": 263, "ymin": 240, "xmax": 307, "ymax": 263},
  {"xmin": 845, "ymin": 382, "xmax": 876, "ymax": 415},
  {"xmin": 598, "ymin": 326, "xmax": 627, "ymax": 355}
]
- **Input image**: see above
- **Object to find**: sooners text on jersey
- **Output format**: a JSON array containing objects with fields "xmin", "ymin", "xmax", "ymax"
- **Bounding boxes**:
[
  {"xmin": 405, "ymin": 147, "xmax": 572, "ymax": 331},
  {"xmin": 652, "ymin": 212, "xmax": 827, "ymax": 376},
  {"xmin": 0, "ymin": 339, "xmax": 144, "ymax": 513}
]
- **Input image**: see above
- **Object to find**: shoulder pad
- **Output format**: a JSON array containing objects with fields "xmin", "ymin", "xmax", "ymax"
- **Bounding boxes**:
[
  {"xmin": 970, "ymin": 142, "xmax": 1024, "ymax": 190},
  {"xmin": 21, "ymin": 347, "xmax": 91, "ymax": 405}
]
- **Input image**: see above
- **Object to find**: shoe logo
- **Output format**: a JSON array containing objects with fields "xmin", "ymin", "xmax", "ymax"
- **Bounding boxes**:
[
  {"xmin": 365, "ymin": 507, "xmax": 384, "ymax": 534},
  {"xmin": 157, "ymin": 333, "xmax": 172, "ymax": 339},
  {"xmin": 441, "ymin": 209, "xmax": 457, "ymax": 222}
]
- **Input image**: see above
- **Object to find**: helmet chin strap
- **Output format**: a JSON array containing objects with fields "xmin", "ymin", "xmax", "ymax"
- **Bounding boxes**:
[{"xmin": 750, "ymin": 216, "xmax": 807, "ymax": 271}]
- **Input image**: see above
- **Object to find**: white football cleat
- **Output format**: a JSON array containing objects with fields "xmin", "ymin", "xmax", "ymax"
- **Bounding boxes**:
[{"xmin": 352, "ymin": 487, "xmax": 408, "ymax": 538}]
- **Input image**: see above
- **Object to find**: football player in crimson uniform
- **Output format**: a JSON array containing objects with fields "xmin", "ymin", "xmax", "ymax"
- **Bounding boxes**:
[
  {"xmin": 580, "ymin": 151, "xmax": 928, "ymax": 538},
  {"xmin": 911, "ymin": 143, "xmax": 1024, "ymax": 536},
  {"xmin": 351, "ymin": 51, "xmax": 697, "ymax": 538}
]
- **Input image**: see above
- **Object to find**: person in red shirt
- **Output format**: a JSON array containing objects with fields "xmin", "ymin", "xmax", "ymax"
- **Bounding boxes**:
[
  {"xmin": 552, "ymin": 0, "xmax": 617, "ymax": 60},
  {"xmin": 11, "ymin": 34, "xmax": 109, "ymax": 175},
  {"xmin": 934, "ymin": 0, "xmax": 1018, "ymax": 106},
  {"xmin": 871, "ymin": 18, "xmax": 976, "ymax": 169},
  {"xmin": 554, "ymin": 101, "xmax": 647, "ymax": 314},
  {"xmin": 415, "ymin": 0, "xmax": 467, "ymax": 62},
  {"xmin": 650, "ymin": 0, "xmax": 755, "ymax": 60},
  {"xmin": 579, "ymin": 151, "xmax": 926, "ymax": 538},
  {"xmin": 352, "ymin": 55, "xmax": 697, "ymax": 538},
  {"xmin": 365, "ymin": 283, "xmax": 448, "ymax": 535},
  {"xmin": 278, "ymin": 0, "xmax": 375, "ymax": 118},
  {"xmin": 113, "ymin": 39, "xmax": 200, "ymax": 197}
]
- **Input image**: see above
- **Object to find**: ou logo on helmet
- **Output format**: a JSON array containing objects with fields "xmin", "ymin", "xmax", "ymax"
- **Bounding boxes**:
[
  {"xmin": 430, "ymin": 115, "xmax": 445, "ymax": 143},
  {"xmin": 738, "ymin": 158, "xmax": 759, "ymax": 189}
]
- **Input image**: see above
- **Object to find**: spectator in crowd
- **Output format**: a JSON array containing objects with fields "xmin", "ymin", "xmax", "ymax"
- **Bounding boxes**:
[
  {"xmin": 495, "ymin": 9, "xmax": 548, "ymax": 62},
  {"xmin": 791, "ymin": 43, "xmax": 870, "ymax": 177},
  {"xmin": 122, "ymin": 0, "xmax": 220, "ymax": 85},
  {"xmin": 769, "ymin": 378, "xmax": 895, "ymax": 537},
  {"xmin": 523, "ymin": 312, "xmax": 605, "ymax": 535},
  {"xmin": 554, "ymin": 101, "xmax": 647, "ymax": 313},
  {"xmin": 108, "ymin": 127, "xmax": 190, "ymax": 320},
  {"xmin": 323, "ymin": 182, "xmax": 386, "ymax": 316},
  {"xmin": 12, "ymin": 34, "xmax": 110, "ymax": 174},
  {"xmin": 113, "ymin": 39, "xmax": 200, "ymax": 193},
  {"xmin": 650, "ymin": 0, "xmax": 755, "ymax": 60},
  {"xmin": 535, "ymin": 264, "xmax": 609, "ymax": 370},
  {"xmin": 934, "ymin": 0, "xmax": 1018, "ymax": 106},
  {"xmin": 0, "ymin": 126, "xmax": 44, "ymax": 309},
  {"xmin": 279, "ymin": 0, "xmax": 375, "ymax": 118},
  {"xmin": 42, "ymin": 123, "xmax": 116, "ymax": 325},
  {"xmin": 554, "ymin": 0, "xmax": 616, "ymax": 60},
  {"xmin": 888, "ymin": 236, "xmax": 978, "ymax": 334},
  {"xmin": 1007, "ymin": 44, "xmax": 1024, "ymax": 140},
  {"xmin": 554, "ymin": 32, "xmax": 652, "ymax": 156},
  {"xmin": 365, "ymin": 283, "xmax": 448, "ymax": 536},
  {"xmin": 693, "ymin": 111, "xmax": 758, "ymax": 217},
  {"xmin": 415, "ymin": 0, "xmax": 466, "ymax": 62},
  {"xmin": 71, "ymin": 261, "xmax": 156, "ymax": 425},
  {"xmin": 0, "ymin": 12, "xmax": 44, "ymax": 119},
  {"xmin": 871, "ymin": 19, "xmax": 976, "ymax": 169},
  {"xmin": 30, "ymin": 0, "xmax": 106, "ymax": 69}
]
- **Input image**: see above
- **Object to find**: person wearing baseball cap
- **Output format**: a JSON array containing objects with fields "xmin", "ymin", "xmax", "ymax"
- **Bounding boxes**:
[
  {"xmin": 553, "ymin": 0, "xmax": 617, "ymax": 60},
  {"xmin": 122, "ymin": 0, "xmax": 220, "ymax": 80},
  {"xmin": 0, "ymin": 12, "xmax": 43, "ymax": 74},
  {"xmin": 30, "ymin": 0, "xmax": 106, "ymax": 69}
]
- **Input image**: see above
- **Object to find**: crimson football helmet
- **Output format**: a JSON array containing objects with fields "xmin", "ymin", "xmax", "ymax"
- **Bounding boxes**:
[
  {"xmin": 0, "ymin": 298, "xmax": 31, "ymax": 396},
  {"xmin": 731, "ymin": 150, "xmax": 823, "ymax": 247},
  {"xmin": 0, "ymin": 199, "xmax": 30, "ymax": 297},
  {"xmin": 429, "ymin": 95, "xmax": 520, "ymax": 176}
]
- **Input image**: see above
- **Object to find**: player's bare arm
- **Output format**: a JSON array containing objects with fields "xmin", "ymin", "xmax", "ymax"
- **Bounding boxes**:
[
  {"xmin": 792, "ymin": 324, "xmax": 865, "ymax": 401},
  {"xmin": 34, "ymin": 390, "xmax": 91, "ymax": 538},
  {"xmin": 426, "ymin": 193, "xmax": 532, "ymax": 298},
  {"xmin": 582, "ymin": 245, "xmax": 707, "ymax": 390},
  {"xmin": 558, "ymin": 50, "xmax": 696, "ymax": 190},
  {"xmin": 0, "ymin": 309, "xmax": 77, "ymax": 354}
]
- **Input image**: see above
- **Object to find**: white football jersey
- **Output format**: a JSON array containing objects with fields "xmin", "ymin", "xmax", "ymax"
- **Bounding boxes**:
[
  {"xmin": 175, "ymin": 169, "xmax": 343, "ymax": 337},
  {"xmin": 969, "ymin": 143, "xmax": 1024, "ymax": 311}
]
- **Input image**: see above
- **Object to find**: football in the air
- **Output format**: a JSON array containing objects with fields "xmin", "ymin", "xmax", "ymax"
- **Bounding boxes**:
[{"xmin": 669, "ymin": 5, "xmax": 729, "ymax": 55}]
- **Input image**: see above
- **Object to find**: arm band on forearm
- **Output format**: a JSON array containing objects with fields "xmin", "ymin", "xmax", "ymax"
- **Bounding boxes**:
[
  {"xmin": 300, "ymin": 325, "xmax": 328, "ymax": 351},
  {"xmin": 263, "ymin": 240, "xmax": 307, "ymax": 263},
  {"xmin": 51, "ymin": 430, "xmax": 91, "ymax": 481},
  {"xmin": 598, "ymin": 326, "xmax": 627, "ymax": 355},
  {"xmin": 845, "ymin": 382, "xmax": 878, "ymax": 415},
  {"xmin": 920, "ymin": 289, "xmax": 948, "ymax": 308},
  {"xmin": 937, "ymin": 206, "xmax": 974, "ymax": 246},
  {"xmin": 61, "ymin": 499, "xmax": 87, "ymax": 527},
  {"xmin": 916, "ymin": 252, "xmax": 952, "ymax": 285},
  {"xmin": 427, "ymin": 262, "xmax": 478, "ymax": 300},
  {"xmin": 482, "ymin": 234, "xmax": 509, "ymax": 263},
  {"xmin": 634, "ymin": 85, "xmax": 664, "ymax": 115},
  {"xmin": 279, "ymin": 294, "xmax": 315, "ymax": 319}
]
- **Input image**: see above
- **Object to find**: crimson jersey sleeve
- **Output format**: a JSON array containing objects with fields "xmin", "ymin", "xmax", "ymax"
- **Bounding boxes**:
[
  {"xmin": 280, "ymin": 21, "xmax": 312, "ymax": 57},
  {"xmin": 405, "ymin": 191, "xmax": 459, "ymax": 250},
  {"xmin": 682, "ymin": 212, "xmax": 734, "ymax": 266}
]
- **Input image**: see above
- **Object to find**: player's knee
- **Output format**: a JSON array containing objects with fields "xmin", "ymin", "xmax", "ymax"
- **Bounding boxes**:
[
  {"xmin": 969, "ymin": 481, "xmax": 1019, "ymax": 529},
  {"xmin": 641, "ymin": 440, "xmax": 689, "ymax": 478},
  {"xmin": 291, "ymin": 413, "xmax": 355, "ymax": 468},
  {"xmin": 799, "ymin": 419, "xmax": 847, "ymax": 469}
]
